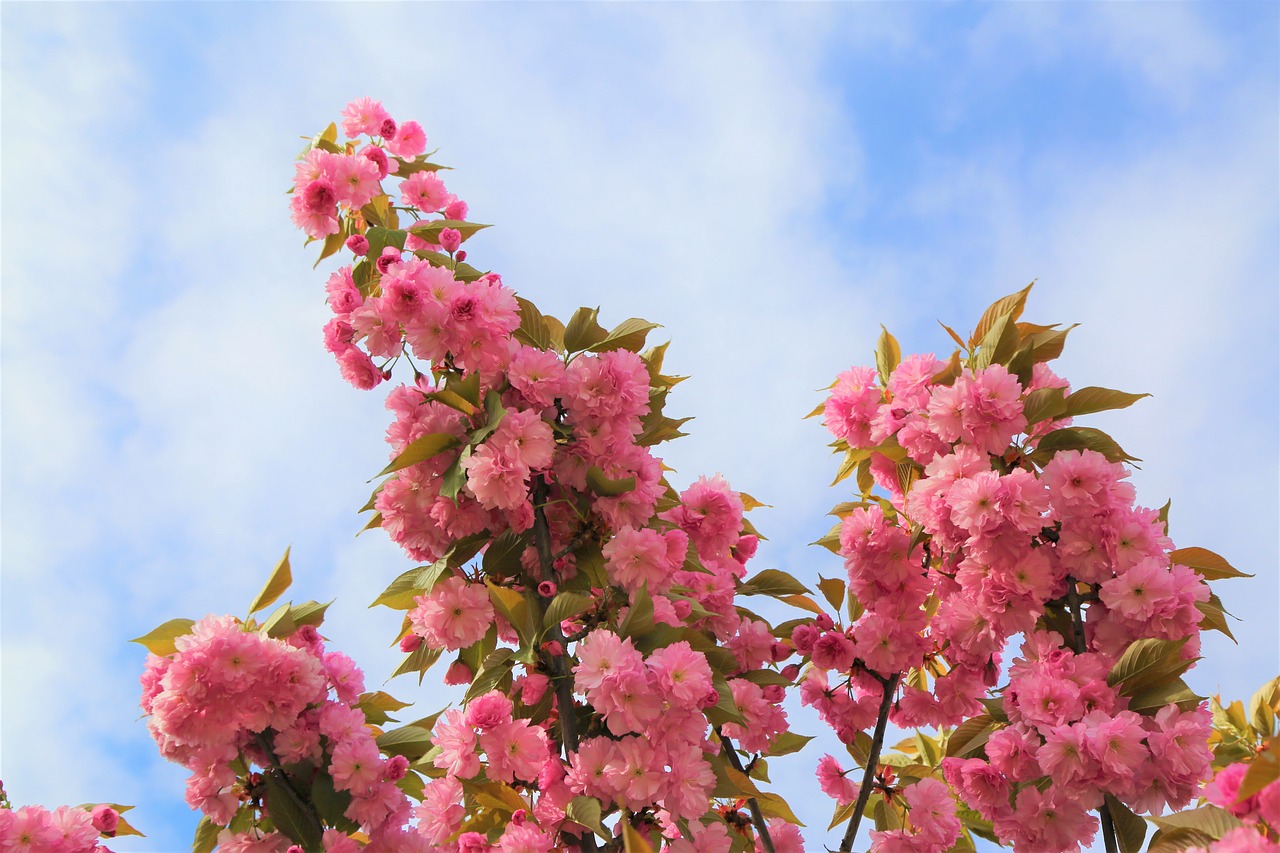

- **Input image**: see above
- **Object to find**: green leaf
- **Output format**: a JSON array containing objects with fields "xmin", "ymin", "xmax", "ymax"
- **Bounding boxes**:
[
  {"xmin": 945, "ymin": 715, "xmax": 997, "ymax": 758},
  {"xmin": 738, "ymin": 569, "xmax": 811, "ymax": 597},
  {"xmin": 1022, "ymin": 386, "xmax": 1068, "ymax": 425},
  {"xmin": 249, "ymin": 547, "xmax": 293, "ymax": 615},
  {"xmin": 264, "ymin": 770, "xmax": 323, "ymax": 852},
  {"xmin": 513, "ymin": 296, "xmax": 551, "ymax": 350},
  {"xmin": 446, "ymin": 370, "xmax": 481, "ymax": 408},
  {"xmin": 130, "ymin": 618, "xmax": 195, "ymax": 656},
  {"xmin": 365, "ymin": 225, "xmax": 407, "ymax": 261},
  {"xmin": 1028, "ymin": 426, "xmax": 1140, "ymax": 467},
  {"xmin": 817, "ymin": 576, "xmax": 846, "ymax": 614},
  {"xmin": 1149, "ymin": 805, "xmax": 1243, "ymax": 840},
  {"xmin": 290, "ymin": 600, "xmax": 330, "ymax": 628},
  {"xmin": 375, "ymin": 433, "xmax": 461, "ymax": 478},
  {"xmin": 1107, "ymin": 638, "xmax": 1195, "ymax": 695},
  {"xmin": 310, "ymin": 774, "xmax": 357, "ymax": 832},
  {"xmin": 1169, "ymin": 547, "xmax": 1252, "ymax": 580},
  {"xmin": 391, "ymin": 644, "xmax": 442, "ymax": 683},
  {"xmin": 564, "ymin": 306, "xmax": 607, "ymax": 352},
  {"xmin": 1238, "ymin": 742, "xmax": 1280, "ymax": 800},
  {"xmin": 766, "ymin": 731, "xmax": 814, "ymax": 757},
  {"xmin": 565, "ymin": 795, "xmax": 611, "ymax": 841},
  {"xmin": 1104, "ymin": 795, "xmax": 1146, "ymax": 853},
  {"xmin": 483, "ymin": 581, "xmax": 535, "ymax": 640},
  {"xmin": 406, "ymin": 219, "xmax": 491, "ymax": 244},
  {"xmin": 482, "ymin": 530, "xmax": 527, "ymax": 579},
  {"xmin": 192, "ymin": 817, "xmax": 219, "ymax": 853},
  {"xmin": 1061, "ymin": 386, "xmax": 1151, "ymax": 418},
  {"xmin": 545, "ymin": 592, "xmax": 593, "ymax": 629},
  {"xmin": 312, "ymin": 230, "xmax": 345, "ymax": 269},
  {"xmin": 393, "ymin": 158, "xmax": 450, "ymax": 176},
  {"xmin": 618, "ymin": 584, "xmax": 655, "ymax": 639},
  {"xmin": 972, "ymin": 310, "xmax": 1019, "ymax": 370},
  {"xmin": 875, "ymin": 325, "xmax": 901, "ymax": 387},
  {"xmin": 441, "ymin": 446, "xmax": 470, "ymax": 501},
  {"xmin": 585, "ymin": 465, "xmax": 635, "ymax": 497},
  {"xmin": 376, "ymin": 724, "xmax": 435, "ymax": 760},
  {"xmin": 969, "ymin": 282, "xmax": 1034, "ymax": 348},
  {"xmin": 622, "ymin": 821, "xmax": 656, "ymax": 853},
  {"xmin": 261, "ymin": 602, "xmax": 296, "ymax": 639},
  {"xmin": 1197, "ymin": 593, "xmax": 1238, "ymax": 642},
  {"xmin": 1130, "ymin": 679, "xmax": 1205, "ymax": 718},
  {"xmin": 466, "ymin": 648, "xmax": 515, "ymax": 702},
  {"xmin": 588, "ymin": 317, "xmax": 660, "ymax": 354}
]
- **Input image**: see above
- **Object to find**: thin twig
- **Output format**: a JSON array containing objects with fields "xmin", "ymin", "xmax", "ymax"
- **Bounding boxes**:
[
  {"xmin": 839, "ymin": 673, "xmax": 900, "ymax": 853},
  {"xmin": 716, "ymin": 729, "xmax": 775, "ymax": 853}
]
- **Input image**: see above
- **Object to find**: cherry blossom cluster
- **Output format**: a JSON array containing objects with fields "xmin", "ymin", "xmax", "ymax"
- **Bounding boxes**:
[
  {"xmin": 283, "ymin": 98, "xmax": 805, "ymax": 849},
  {"xmin": 797, "ymin": 293, "xmax": 1238, "ymax": 851},
  {"xmin": 0, "ymin": 803, "xmax": 120, "ymax": 853},
  {"xmin": 139, "ymin": 615, "xmax": 423, "ymax": 851}
]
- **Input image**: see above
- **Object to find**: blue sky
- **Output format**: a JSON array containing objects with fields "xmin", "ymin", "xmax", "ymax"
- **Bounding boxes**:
[{"xmin": 2, "ymin": 3, "xmax": 1277, "ymax": 851}]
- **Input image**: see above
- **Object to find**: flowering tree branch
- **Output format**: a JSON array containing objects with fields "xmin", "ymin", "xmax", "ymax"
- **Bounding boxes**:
[
  {"xmin": 839, "ymin": 672, "xmax": 900, "ymax": 853},
  {"xmin": 716, "ymin": 728, "xmax": 776, "ymax": 853}
]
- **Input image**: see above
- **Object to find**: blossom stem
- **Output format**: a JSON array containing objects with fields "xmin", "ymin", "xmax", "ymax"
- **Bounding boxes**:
[
  {"xmin": 839, "ymin": 672, "xmax": 900, "ymax": 853},
  {"xmin": 532, "ymin": 476, "xmax": 598, "ymax": 853},
  {"xmin": 1064, "ymin": 577, "xmax": 1120, "ymax": 853},
  {"xmin": 716, "ymin": 729, "xmax": 775, "ymax": 853}
]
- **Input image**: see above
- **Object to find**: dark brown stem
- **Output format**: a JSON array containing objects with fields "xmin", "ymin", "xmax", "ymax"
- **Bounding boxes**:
[
  {"xmin": 716, "ymin": 729, "xmax": 775, "ymax": 853},
  {"xmin": 532, "ymin": 477, "xmax": 597, "ymax": 852},
  {"xmin": 839, "ymin": 673, "xmax": 900, "ymax": 853},
  {"xmin": 1065, "ymin": 577, "xmax": 1119, "ymax": 853}
]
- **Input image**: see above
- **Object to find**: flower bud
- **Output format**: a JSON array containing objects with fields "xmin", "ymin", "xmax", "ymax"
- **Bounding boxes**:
[
  {"xmin": 702, "ymin": 687, "xmax": 722, "ymax": 708},
  {"xmin": 400, "ymin": 634, "xmax": 424, "ymax": 653},
  {"xmin": 537, "ymin": 580, "xmax": 557, "ymax": 598},
  {"xmin": 780, "ymin": 663, "xmax": 801, "ymax": 682},
  {"xmin": 542, "ymin": 640, "xmax": 564, "ymax": 657},
  {"xmin": 379, "ymin": 118, "xmax": 397, "ymax": 139},
  {"xmin": 791, "ymin": 623, "xmax": 820, "ymax": 654},
  {"xmin": 455, "ymin": 250, "xmax": 467, "ymax": 262},
  {"xmin": 385, "ymin": 754, "xmax": 410, "ymax": 781},
  {"xmin": 444, "ymin": 199, "xmax": 469, "ymax": 221},
  {"xmin": 444, "ymin": 659, "xmax": 473, "ymax": 685},
  {"xmin": 511, "ymin": 808, "xmax": 527, "ymax": 826},
  {"xmin": 439, "ymin": 227, "xmax": 462, "ymax": 254},
  {"xmin": 814, "ymin": 613, "xmax": 835, "ymax": 631},
  {"xmin": 770, "ymin": 641, "xmax": 792, "ymax": 663},
  {"xmin": 762, "ymin": 684, "xmax": 786, "ymax": 703},
  {"xmin": 376, "ymin": 246, "xmax": 401, "ymax": 274},
  {"xmin": 91, "ymin": 805, "xmax": 119, "ymax": 836},
  {"xmin": 346, "ymin": 234, "xmax": 370, "ymax": 256}
]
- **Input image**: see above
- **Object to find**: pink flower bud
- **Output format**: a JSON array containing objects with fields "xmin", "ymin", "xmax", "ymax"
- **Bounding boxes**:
[
  {"xmin": 511, "ymin": 809, "xmax": 527, "ymax": 826},
  {"xmin": 770, "ymin": 641, "xmax": 792, "ymax": 663},
  {"xmin": 814, "ymin": 613, "xmax": 835, "ymax": 631},
  {"xmin": 671, "ymin": 598, "xmax": 693, "ymax": 620},
  {"xmin": 400, "ymin": 634, "xmax": 424, "ymax": 653},
  {"xmin": 91, "ymin": 805, "xmax": 119, "ymax": 836},
  {"xmin": 762, "ymin": 684, "xmax": 786, "ymax": 703},
  {"xmin": 376, "ymin": 246, "xmax": 401, "ymax": 274},
  {"xmin": 439, "ymin": 228, "xmax": 462, "ymax": 254},
  {"xmin": 346, "ymin": 234, "xmax": 369, "ymax": 256},
  {"xmin": 444, "ymin": 659, "xmax": 473, "ymax": 685},
  {"xmin": 379, "ymin": 118, "xmax": 398, "ymax": 139},
  {"xmin": 780, "ymin": 663, "xmax": 801, "ymax": 682},
  {"xmin": 287, "ymin": 847, "xmax": 303, "ymax": 853},
  {"xmin": 385, "ymin": 754, "xmax": 410, "ymax": 781},
  {"xmin": 455, "ymin": 250, "xmax": 467, "ymax": 262},
  {"xmin": 542, "ymin": 640, "xmax": 564, "ymax": 657},
  {"xmin": 537, "ymin": 580, "xmax": 557, "ymax": 597},
  {"xmin": 444, "ymin": 199, "xmax": 469, "ymax": 221},
  {"xmin": 702, "ymin": 687, "xmax": 722, "ymax": 708},
  {"xmin": 732, "ymin": 534, "xmax": 759, "ymax": 564}
]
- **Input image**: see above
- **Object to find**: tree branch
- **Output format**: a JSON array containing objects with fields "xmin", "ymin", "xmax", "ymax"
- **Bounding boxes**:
[
  {"xmin": 1065, "ymin": 578, "xmax": 1119, "ymax": 853},
  {"xmin": 532, "ymin": 477, "xmax": 598, "ymax": 852},
  {"xmin": 839, "ymin": 672, "xmax": 900, "ymax": 853},
  {"xmin": 716, "ymin": 729, "xmax": 775, "ymax": 853}
]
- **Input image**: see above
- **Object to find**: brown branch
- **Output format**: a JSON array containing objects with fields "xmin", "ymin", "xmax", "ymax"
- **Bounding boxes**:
[
  {"xmin": 839, "ymin": 672, "xmax": 900, "ymax": 853},
  {"xmin": 716, "ymin": 729, "xmax": 775, "ymax": 853},
  {"xmin": 1065, "ymin": 577, "xmax": 1119, "ymax": 853},
  {"xmin": 532, "ymin": 477, "xmax": 597, "ymax": 852}
]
